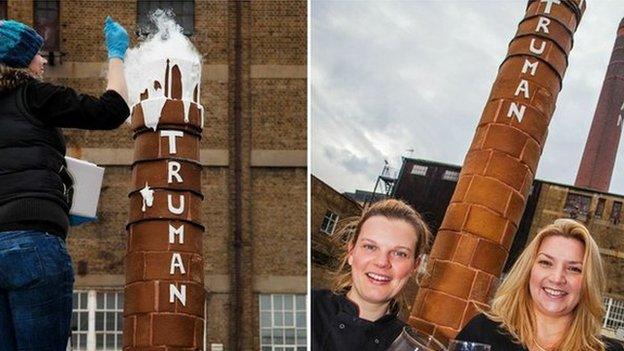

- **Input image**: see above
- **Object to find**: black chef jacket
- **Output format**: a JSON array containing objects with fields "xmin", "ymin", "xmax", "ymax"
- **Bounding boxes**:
[
  {"xmin": 457, "ymin": 313, "xmax": 624, "ymax": 351},
  {"xmin": 312, "ymin": 289, "xmax": 406, "ymax": 351}
]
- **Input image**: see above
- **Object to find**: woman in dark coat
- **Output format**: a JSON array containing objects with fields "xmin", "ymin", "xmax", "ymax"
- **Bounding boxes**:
[{"xmin": 0, "ymin": 17, "xmax": 129, "ymax": 350}]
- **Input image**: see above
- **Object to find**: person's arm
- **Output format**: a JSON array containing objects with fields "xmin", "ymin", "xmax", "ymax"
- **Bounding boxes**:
[
  {"xmin": 25, "ymin": 81, "xmax": 129, "ymax": 130},
  {"xmin": 104, "ymin": 16, "xmax": 129, "ymax": 104},
  {"xmin": 24, "ymin": 16, "xmax": 131, "ymax": 130},
  {"xmin": 106, "ymin": 58, "xmax": 128, "ymax": 105}
]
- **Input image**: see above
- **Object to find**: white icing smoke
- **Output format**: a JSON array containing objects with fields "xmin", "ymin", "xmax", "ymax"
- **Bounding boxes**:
[{"xmin": 125, "ymin": 9, "xmax": 203, "ymax": 130}]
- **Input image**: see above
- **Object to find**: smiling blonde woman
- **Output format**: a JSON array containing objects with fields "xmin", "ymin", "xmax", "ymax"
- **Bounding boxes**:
[
  {"xmin": 457, "ymin": 219, "xmax": 624, "ymax": 351},
  {"xmin": 312, "ymin": 199, "xmax": 431, "ymax": 351}
]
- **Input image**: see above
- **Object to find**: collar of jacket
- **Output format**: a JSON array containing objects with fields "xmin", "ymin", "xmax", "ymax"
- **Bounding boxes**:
[
  {"xmin": 336, "ymin": 293, "xmax": 401, "ymax": 324},
  {"xmin": 0, "ymin": 63, "xmax": 38, "ymax": 93}
]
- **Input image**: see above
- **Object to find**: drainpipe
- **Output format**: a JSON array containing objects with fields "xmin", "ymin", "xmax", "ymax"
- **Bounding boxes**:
[{"xmin": 231, "ymin": 1, "xmax": 244, "ymax": 350}]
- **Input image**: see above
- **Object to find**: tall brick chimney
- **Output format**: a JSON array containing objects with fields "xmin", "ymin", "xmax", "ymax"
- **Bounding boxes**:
[
  {"xmin": 575, "ymin": 18, "xmax": 624, "ymax": 192},
  {"xmin": 408, "ymin": 0, "xmax": 586, "ymax": 341}
]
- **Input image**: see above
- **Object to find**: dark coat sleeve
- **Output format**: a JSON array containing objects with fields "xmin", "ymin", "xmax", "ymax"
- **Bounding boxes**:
[
  {"xmin": 459, "ymin": 314, "xmax": 623, "ymax": 351},
  {"xmin": 605, "ymin": 338, "xmax": 624, "ymax": 351},
  {"xmin": 456, "ymin": 313, "xmax": 483, "ymax": 342},
  {"xmin": 456, "ymin": 313, "xmax": 526, "ymax": 351},
  {"xmin": 24, "ymin": 80, "xmax": 130, "ymax": 130}
]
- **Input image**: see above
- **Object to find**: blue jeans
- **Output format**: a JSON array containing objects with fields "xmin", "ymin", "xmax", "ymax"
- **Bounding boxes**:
[{"xmin": 0, "ymin": 231, "xmax": 74, "ymax": 351}]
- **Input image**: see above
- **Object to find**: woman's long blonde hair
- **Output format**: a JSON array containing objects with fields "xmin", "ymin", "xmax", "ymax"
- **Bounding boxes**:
[
  {"xmin": 329, "ymin": 198, "xmax": 432, "ymax": 311},
  {"xmin": 488, "ymin": 218, "xmax": 606, "ymax": 350}
]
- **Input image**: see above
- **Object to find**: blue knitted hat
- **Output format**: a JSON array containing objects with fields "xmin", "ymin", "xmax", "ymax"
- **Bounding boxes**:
[{"xmin": 0, "ymin": 20, "xmax": 44, "ymax": 68}]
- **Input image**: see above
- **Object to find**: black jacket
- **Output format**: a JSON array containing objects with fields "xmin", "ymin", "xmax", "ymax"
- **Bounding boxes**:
[
  {"xmin": 312, "ymin": 289, "xmax": 406, "ymax": 351},
  {"xmin": 457, "ymin": 313, "xmax": 624, "ymax": 351},
  {"xmin": 0, "ymin": 76, "xmax": 129, "ymax": 238}
]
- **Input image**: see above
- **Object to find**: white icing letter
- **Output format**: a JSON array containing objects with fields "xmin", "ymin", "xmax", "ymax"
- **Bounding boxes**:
[
  {"xmin": 170, "ymin": 253, "xmax": 186, "ymax": 274},
  {"xmin": 507, "ymin": 102, "xmax": 526, "ymax": 122},
  {"xmin": 540, "ymin": 0, "xmax": 561, "ymax": 14},
  {"xmin": 522, "ymin": 59, "xmax": 539, "ymax": 76},
  {"xmin": 168, "ymin": 161, "xmax": 183, "ymax": 183},
  {"xmin": 535, "ymin": 17, "xmax": 550, "ymax": 34},
  {"xmin": 160, "ymin": 130, "xmax": 184, "ymax": 154},
  {"xmin": 530, "ymin": 39, "xmax": 546, "ymax": 55},
  {"xmin": 139, "ymin": 183, "xmax": 155, "ymax": 212},
  {"xmin": 169, "ymin": 224, "xmax": 185, "ymax": 244},
  {"xmin": 169, "ymin": 284, "xmax": 187, "ymax": 306},
  {"xmin": 515, "ymin": 80, "xmax": 530, "ymax": 99},
  {"xmin": 168, "ymin": 194, "xmax": 185, "ymax": 214}
]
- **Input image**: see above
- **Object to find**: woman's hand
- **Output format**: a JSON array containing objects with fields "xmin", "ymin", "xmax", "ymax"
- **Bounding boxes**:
[{"xmin": 104, "ymin": 16, "xmax": 129, "ymax": 61}]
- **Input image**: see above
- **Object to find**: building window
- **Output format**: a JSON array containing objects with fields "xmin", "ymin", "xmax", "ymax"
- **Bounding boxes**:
[
  {"xmin": 595, "ymin": 198, "xmax": 606, "ymax": 219},
  {"xmin": 137, "ymin": 0, "xmax": 194, "ymax": 36},
  {"xmin": 411, "ymin": 164, "xmax": 428, "ymax": 176},
  {"xmin": 71, "ymin": 290, "xmax": 124, "ymax": 350},
  {"xmin": 34, "ymin": 0, "xmax": 60, "ymax": 51},
  {"xmin": 612, "ymin": 201, "xmax": 622, "ymax": 224},
  {"xmin": 563, "ymin": 193, "xmax": 591, "ymax": 218},
  {"xmin": 72, "ymin": 291, "xmax": 90, "ymax": 349},
  {"xmin": 603, "ymin": 296, "xmax": 624, "ymax": 335},
  {"xmin": 1, "ymin": 1, "xmax": 7, "ymax": 19},
  {"xmin": 442, "ymin": 170, "xmax": 460, "ymax": 182},
  {"xmin": 259, "ymin": 294, "xmax": 307, "ymax": 351},
  {"xmin": 320, "ymin": 210, "xmax": 338, "ymax": 234}
]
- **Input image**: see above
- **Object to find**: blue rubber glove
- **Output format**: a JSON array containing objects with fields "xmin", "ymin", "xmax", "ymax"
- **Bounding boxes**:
[{"xmin": 104, "ymin": 16, "xmax": 129, "ymax": 61}]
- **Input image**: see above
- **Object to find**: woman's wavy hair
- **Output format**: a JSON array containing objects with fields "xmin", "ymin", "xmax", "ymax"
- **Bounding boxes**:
[
  {"xmin": 329, "ymin": 198, "xmax": 432, "ymax": 311},
  {"xmin": 488, "ymin": 218, "xmax": 606, "ymax": 350}
]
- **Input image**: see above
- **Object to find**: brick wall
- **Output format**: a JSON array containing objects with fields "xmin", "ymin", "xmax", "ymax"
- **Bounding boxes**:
[
  {"xmin": 6, "ymin": 1, "xmax": 307, "ymax": 349},
  {"xmin": 528, "ymin": 182, "xmax": 624, "ymax": 295},
  {"xmin": 7, "ymin": 0, "xmax": 33, "ymax": 25}
]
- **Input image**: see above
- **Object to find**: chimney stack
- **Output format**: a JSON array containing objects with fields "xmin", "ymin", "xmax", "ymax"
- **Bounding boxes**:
[
  {"xmin": 408, "ymin": 0, "xmax": 586, "ymax": 341},
  {"xmin": 575, "ymin": 18, "xmax": 624, "ymax": 192}
]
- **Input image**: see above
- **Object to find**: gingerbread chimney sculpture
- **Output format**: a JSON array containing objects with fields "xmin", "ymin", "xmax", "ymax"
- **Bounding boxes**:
[
  {"xmin": 123, "ymin": 13, "xmax": 205, "ymax": 350},
  {"xmin": 575, "ymin": 18, "xmax": 624, "ymax": 192},
  {"xmin": 409, "ymin": 0, "xmax": 586, "ymax": 340}
]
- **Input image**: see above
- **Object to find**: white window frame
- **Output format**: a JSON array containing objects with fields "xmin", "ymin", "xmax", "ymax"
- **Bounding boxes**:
[
  {"xmin": 71, "ymin": 290, "xmax": 124, "ymax": 351},
  {"xmin": 604, "ymin": 295, "xmax": 624, "ymax": 339},
  {"xmin": 442, "ymin": 170, "xmax": 460, "ymax": 182},
  {"xmin": 320, "ymin": 210, "xmax": 339, "ymax": 234},
  {"xmin": 411, "ymin": 164, "xmax": 428, "ymax": 176},
  {"xmin": 259, "ymin": 294, "xmax": 307, "ymax": 351}
]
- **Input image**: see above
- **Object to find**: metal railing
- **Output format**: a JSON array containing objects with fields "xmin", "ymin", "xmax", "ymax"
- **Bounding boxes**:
[{"xmin": 380, "ymin": 165, "xmax": 398, "ymax": 180}]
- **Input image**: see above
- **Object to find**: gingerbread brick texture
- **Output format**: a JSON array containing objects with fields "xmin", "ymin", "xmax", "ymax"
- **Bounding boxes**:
[
  {"xmin": 408, "ymin": 0, "xmax": 586, "ymax": 340},
  {"xmin": 6, "ymin": 1, "xmax": 306, "ymax": 349},
  {"xmin": 575, "ymin": 18, "xmax": 624, "ymax": 192},
  {"xmin": 125, "ymin": 54, "xmax": 206, "ymax": 348}
]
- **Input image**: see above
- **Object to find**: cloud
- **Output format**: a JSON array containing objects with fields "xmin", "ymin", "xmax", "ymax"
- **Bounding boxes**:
[{"xmin": 312, "ymin": 1, "xmax": 624, "ymax": 194}]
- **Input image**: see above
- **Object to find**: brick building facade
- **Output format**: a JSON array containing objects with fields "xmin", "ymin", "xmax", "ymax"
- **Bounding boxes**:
[
  {"xmin": 4, "ymin": 1, "xmax": 307, "ymax": 350},
  {"xmin": 310, "ymin": 175, "xmax": 361, "ymax": 290},
  {"xmin": 528, "ymin": 182, "xmax": 624, "ymax": 295}
]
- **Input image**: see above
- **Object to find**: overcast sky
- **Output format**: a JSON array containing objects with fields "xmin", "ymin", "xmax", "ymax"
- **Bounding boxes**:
[{"xmin": 311, "ymin": 1, "xmax": 624, "ymax": 196}]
